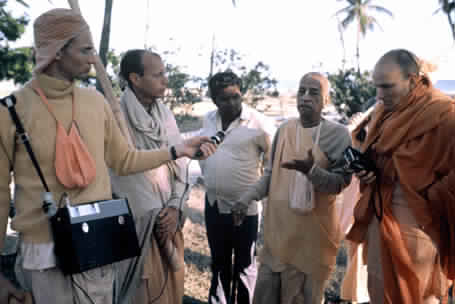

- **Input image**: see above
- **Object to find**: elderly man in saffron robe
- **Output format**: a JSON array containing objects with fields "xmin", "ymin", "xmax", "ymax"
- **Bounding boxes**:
[{"xmin": 235, "ymin": 72, "xmax": 352, "ymax": 304}]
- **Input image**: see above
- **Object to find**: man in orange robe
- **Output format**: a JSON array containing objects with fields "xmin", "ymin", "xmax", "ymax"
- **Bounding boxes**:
[{"xmin": 347, "ymin": 49, "xmax": 455, "ymax": 304}]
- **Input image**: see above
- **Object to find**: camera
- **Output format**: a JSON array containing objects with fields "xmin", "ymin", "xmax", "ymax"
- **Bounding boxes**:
[
  {"xmin": 195, "ymin": 131, "xmax": 225, "ymax": 158},
  {"xmin": 342, "ymin": 146, "xmax": 376, "ymax": 174}
]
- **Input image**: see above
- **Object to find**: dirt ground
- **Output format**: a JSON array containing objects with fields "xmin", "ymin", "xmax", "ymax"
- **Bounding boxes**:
[
  {"xmin": 178, "ymin": 96, "xmax": 349, "ymax": 304},
  {"xmin": 178, "ymin": 97, "xmax": 455, "ymax": 304},
  {"xmin": 181, "ymin": 182, "xmax": 348, "ymax": 304}
]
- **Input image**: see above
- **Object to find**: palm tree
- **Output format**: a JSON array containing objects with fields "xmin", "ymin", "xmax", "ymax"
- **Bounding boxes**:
[
  {"xmin": 335, "ymin": 0, "xmax": 393, "ymax": 72},
  {"xmin": 336, "ymin": 16, "xmax": 347, "ymax": 70},
  {"xmin": 96, "ymin": 0, "xmax": 113, "ymax": 93},
  {"xmin": 434, "ymin": 0, "xmax": 455, "ymax": 41},
  {"xmin": 68, "ymin": 0, "xmax": 132, "ymax": 144},
  {"xmin": 208, "ymin": 0, "xmax": 237, "ymax": 78}
]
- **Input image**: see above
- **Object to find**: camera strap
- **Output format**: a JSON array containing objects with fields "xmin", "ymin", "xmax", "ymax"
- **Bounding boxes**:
[{"xmin": 1, "ymin": 95, "xmax": 51, "ymax": 195}]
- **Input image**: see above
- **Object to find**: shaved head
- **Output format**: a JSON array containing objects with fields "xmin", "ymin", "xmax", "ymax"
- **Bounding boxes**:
[
  {"xmin": 297, "ymin": 72, "xmax": 330, "ymax": 126},
  {"xmin": 373, "ymin": 49, "xmax": 420, "ymax": 111},
  {"xmin": 300, "ymin": 72, "xmax": 330, "ymax": 105},
  {"xmin": 377, "ymin": 49, "xmax": 420, "ymax": 79}
]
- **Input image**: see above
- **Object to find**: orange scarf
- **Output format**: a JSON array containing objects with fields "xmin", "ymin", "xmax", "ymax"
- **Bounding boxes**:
[
  {"xmin": 347, "ymin": 75, "xmax": 455, "ymax": 303},
  {"xmin": 34, "ymin": 85, "xmax": 96, "ymax": 189}
]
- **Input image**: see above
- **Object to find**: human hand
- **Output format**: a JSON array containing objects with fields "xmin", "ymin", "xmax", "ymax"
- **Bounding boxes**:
[
  {"xmin": 355, "ymin": 170, "xmax": 376, "ymax": 184},
  {"xmin": 0, "ymin": 273, "xmax": 26, "ymax": 304},
  {"xmin": 155, "ymin": 207, "xmax": 180, "ymax": 246},
  {"xmin": 9, "ymin": 292, "xmax": 32, "ymax": 304},
  {"xmin": 281, "ymin": 149, "xmax": 315, "ymax": 174},
  {"xmin": 174, "ymin": 136, "xmax": 217, "ymax": 160},
  {"xmin": 232, "ymin": 202, "xmax": 248, "ymax": 227}
]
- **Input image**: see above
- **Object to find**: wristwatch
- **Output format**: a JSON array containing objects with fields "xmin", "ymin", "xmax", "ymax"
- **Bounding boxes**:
[{"xmin": 170, "ymin": 146, "xmax": 178, "ymax": 160}]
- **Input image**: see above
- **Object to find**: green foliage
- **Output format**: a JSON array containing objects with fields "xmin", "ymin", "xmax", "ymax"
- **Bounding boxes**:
[
  {"xmin": 212, "ymin": 48, "xmax": 279, "ymax": 106},
  {"xmin": 0, "ymin": 46, "xmax": 33, "ymax": 84},
  {"xmin": 242, "ymin": 61, "xmax": 279, "ymax": 98},
  {"xmin": 0, "ymin": 0, "xmax": 32, "ymax": 84},
  {"xmin": 104, "ymin": 49, "xmax": 122, "ymax": 97},
  {"xmin": 79, "ymin": 49, "xmax": 122, "ymax": 96},
  {"xmin": 96, "ymin": 46, "xmax": 278, "ymax": 112},
  {"xmin": 435, "ymin": 0, "xmax": 455, "ymax": 40},
  {"xmin": 164, "ymin": 61, "xmax": 203, "ymax": 110},
  {"xmin": 328, "ymin": 68, "xmax": 376, "ymax": 118},
  {"xmin": 335, "ymin": 0, "xmax": 393, "ymax": 70},
  {"xmin": 98, "ymin": 48, "xmax": 203, "ymax": 110}
]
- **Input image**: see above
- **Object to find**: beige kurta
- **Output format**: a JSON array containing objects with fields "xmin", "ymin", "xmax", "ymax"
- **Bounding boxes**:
[
  {"xmin": 264, "ymin": 119, "xmax": 342, "ymax": 278},
  {"xmin": 111, "ymin": 88, "xmax": 187, "ymax": 304}
]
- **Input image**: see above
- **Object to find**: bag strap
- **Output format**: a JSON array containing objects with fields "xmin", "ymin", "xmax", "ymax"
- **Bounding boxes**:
[
  {"xmin": 0, "ymin": 94, "xmax": 50, "ymax": 193},
  {"xmin": 33, "ymin": 85, "xmax": 76, "ymax": 123}
]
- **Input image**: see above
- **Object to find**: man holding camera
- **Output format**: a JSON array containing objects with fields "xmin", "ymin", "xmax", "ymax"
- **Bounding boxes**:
[
  {"xmin": 199, "ymin": 71, "xmax": 275, "ymax": 304},
  {"xmin": 347, "ymin": 49, "xmax": 455, "ymax": 303},
  {"xmin": 0, "ymin": 9, "xmax": 215, "ymax": 304},
  {"xmin": 236, "ymin": 72, "xmax": 351, "ymax": 304}
]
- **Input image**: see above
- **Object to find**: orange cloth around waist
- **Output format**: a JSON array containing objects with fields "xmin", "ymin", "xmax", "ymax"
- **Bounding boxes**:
[{"xmin": 347, "ymin": 75, "xmax": 455, "ymax": 304}]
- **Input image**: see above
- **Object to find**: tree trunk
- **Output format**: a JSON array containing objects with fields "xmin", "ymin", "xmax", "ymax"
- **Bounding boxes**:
[
  {"xmin": 96, "ymin": 0, "xmax": 114, "ymax": 93},
  {"xmin": 356, "ymin": 25, "xmax": 361, "ymax": 73},
  {"xmin": 144, "ymin": 0, "xmax": 150, "ymax": 48},
  {"xmin": 336, "ymin": 16, "xmax": 347, "ymax": 70},
  {"xmin": 67, "ymin": 0, "xmax": 132, "ymax": 145},
  {"xmin": 447, "ymin": 13, "xmax": 455, "ymax": 42},
  {"xmin": 209, "ymin": 34, "xmax": 216, "ymax": 79}
]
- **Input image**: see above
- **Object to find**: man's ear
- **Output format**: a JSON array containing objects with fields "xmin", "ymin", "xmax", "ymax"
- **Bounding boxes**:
[
  {"xmin": 409, "ymin": 74, "xmax": 418, "ymax": 90},
  {"xmin": 129, "ymin": 73, "xmax": 141, "ymax": 87}
]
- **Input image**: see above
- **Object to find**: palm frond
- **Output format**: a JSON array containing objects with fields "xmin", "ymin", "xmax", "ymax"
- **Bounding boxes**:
[
  {"xmin": 368, "ymin": 5, "xmax": 394, "ymax": 18},
  {"xmin": 368, "ymin": 16, "xmax": 383, "ymax": 32},
  {"xmin": 336, "ymin": 5, "xmax": 355, "ymax": 17},
  {"xmin": 15, "ymin": 0, "xmax": 29, "ymax": 7},
  {"xmin": 341, "ymin": 11, "xmax": 356, "ymax": 29}
]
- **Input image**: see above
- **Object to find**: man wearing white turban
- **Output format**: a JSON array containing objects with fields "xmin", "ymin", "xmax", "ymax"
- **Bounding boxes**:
[{"xmin": 0, "ymin": 8, "xmax": 216, "ymax": 304}]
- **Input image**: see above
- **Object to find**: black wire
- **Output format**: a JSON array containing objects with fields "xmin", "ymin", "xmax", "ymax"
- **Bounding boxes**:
[
  {"xmin": 67, "ymin": 156, "xmax": 193, "ymax": 304},
  {"xmin": 149, "ymin": 158, "xmax": 192, "ymax": 304}
]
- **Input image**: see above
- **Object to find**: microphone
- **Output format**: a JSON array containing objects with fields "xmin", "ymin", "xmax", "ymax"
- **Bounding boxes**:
[{"xmin": 195, "ymin": 131, "xmax": 225, "ymax": 158}]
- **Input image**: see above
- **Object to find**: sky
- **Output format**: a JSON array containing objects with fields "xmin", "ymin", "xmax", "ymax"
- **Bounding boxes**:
[{"xmin": 5, "ymin": 0, "xmax": 455, "ymax": 91}]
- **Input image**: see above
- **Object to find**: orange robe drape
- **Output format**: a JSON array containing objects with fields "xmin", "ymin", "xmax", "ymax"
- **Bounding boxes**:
[{"xmin": 347, "ymin": 75, "xmax": 455, "ymax": 304}]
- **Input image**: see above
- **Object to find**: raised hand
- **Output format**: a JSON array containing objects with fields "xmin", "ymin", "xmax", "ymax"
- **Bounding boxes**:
[
  {"xmin": 281, "ymin": 149, "xmax": 315, "ymax": 174},
  {"xmin": 155, "ymin": 207, "xmax": 180, "ymax": 246},
  {"xmin": 231, "ymin": 202, "xmax": 248, "ymax": 227},
  {"xmin": 173, "ymin": 136, "xmax": 217, "ymax": 160},
  {"xmin": 0, "ymin": 273, "xmax": 26, "ymax": 304},
  {"xmin": 355, "ymin": 170, "xmax": 376, "ymax": 184}
]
